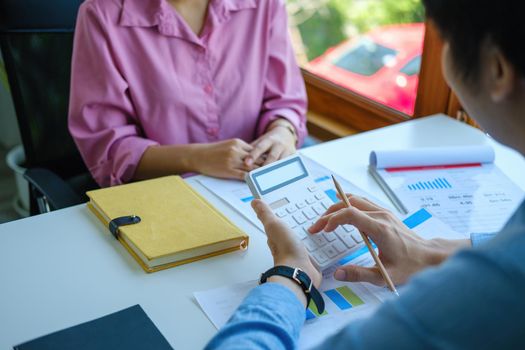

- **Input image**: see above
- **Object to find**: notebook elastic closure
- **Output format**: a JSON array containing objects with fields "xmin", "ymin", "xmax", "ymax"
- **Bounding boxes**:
[{"xmin": 109, "ymin": 215, "xmax": 141, "ymax": 239}]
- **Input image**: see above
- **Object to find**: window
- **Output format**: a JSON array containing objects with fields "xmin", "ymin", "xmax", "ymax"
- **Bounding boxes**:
[
  {"xmin": 400, "ymin": 55, "xmax": 422, "ymax": 76},
  {"xmin": 332, "ymin": 39, "xmax": 398, "ymax": 77},
  {"xmin": 287, "ymin": 1, "xmax": 456, "ymax": 138}
]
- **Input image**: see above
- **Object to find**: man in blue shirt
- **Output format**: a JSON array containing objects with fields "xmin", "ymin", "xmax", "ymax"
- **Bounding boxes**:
[{"xmin": 206, "ymin": 0, "xmax": 525, "ymax": 348}]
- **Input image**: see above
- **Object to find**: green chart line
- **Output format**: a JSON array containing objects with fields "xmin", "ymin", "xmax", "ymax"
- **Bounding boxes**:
[{"xmin": 336, "ymin": 286, "xmax": 365, "ymax": 307}]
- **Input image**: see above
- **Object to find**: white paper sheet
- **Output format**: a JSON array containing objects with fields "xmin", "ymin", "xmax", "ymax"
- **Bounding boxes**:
[
  {"xmin": 194, "ymin": 210, "xmax": 463, "ymax": 349},
  {"xmin": 199, "ymin": 155, "xmax": 389, "ymax": 232},
  {"xmin": 370, "ymin": 145, "xmax": 495, "ymax": 169},
  {"xmin": 376, "ymin": 163, "xmax": 524, "ymax": 234}
]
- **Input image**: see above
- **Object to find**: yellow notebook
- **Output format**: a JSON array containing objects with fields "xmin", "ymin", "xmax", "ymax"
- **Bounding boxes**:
[{"xmin": 86, "ymin": 176, "xmax": 249, "ymax": 273}]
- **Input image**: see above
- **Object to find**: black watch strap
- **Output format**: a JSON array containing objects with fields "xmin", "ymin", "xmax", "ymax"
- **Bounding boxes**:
[{"xmin": 260, "ymin": 266, "xmax": 325, "ymax": 314}]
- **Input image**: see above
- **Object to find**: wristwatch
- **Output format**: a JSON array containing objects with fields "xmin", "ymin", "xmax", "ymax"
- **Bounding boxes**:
[{"xmin": 260, "ymin": 266, "xmax": 325, "ymax": 313}]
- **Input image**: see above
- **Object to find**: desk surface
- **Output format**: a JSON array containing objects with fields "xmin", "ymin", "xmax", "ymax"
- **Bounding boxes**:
[{"xmin": 1, "ymin": 115, "xmax": 524, "ymax": 349}]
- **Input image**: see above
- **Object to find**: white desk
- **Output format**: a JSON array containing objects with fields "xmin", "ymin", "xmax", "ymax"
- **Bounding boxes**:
[{"xmin": 1, "ymin": 115, "xmax": 524, "ymax": 349}]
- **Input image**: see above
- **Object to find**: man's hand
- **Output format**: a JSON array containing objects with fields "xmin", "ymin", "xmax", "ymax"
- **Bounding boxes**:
[
  {"xmin": 252, "ymin": 199, "xmax": 322, "ymax": 303},
  {"xmin": 309, "ymin": 194, "xmax": 470, "ymax": 285}
]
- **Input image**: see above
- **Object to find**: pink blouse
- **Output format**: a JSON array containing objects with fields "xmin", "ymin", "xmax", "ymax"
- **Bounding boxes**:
[{"xmin": 68, "ymin": 0, "xmax": 307, "ymax": 187}]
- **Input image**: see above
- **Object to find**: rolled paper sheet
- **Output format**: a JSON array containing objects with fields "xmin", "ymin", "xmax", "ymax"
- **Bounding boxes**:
[{"xmin": 370, "ymin": 145, "xmax": 495, "ymax": 169}]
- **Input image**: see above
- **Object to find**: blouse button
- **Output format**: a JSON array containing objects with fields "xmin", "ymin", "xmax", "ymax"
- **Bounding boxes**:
[
  {"xmin": 207, "ymin": 127, "xmax": 219, "ymax": 136},
  {"xmin": 204, "ymin": 84, "xmax": 213, "ymax": 94}
]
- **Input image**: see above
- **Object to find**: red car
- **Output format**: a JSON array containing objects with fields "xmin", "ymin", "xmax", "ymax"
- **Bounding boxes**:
[{"xmin": 306, "ymin": 23, "xmax": 425, "ymax": 115}]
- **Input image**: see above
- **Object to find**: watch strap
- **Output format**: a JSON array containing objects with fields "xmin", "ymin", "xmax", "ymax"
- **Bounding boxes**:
[{"xmin": 260, "ymin": 266, "xmax": 325, "ymax": 314}]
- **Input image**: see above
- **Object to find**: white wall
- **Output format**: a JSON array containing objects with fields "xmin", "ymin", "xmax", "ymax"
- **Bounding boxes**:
[{"xmin": 0, "ymin": 48, "xmax": 22, "ymax": 149}]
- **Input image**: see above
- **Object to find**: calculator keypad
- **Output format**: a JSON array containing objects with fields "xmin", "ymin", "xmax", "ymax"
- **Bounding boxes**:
[{"xmin": 272, "ymin": 189, "xmax": 362, "ymax": 269}]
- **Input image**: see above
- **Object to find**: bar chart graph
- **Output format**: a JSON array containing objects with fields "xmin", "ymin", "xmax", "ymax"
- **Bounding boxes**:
[
  {"xmin": 306, "ymin": 285, "xmax": 366, "ymax": 320},
  {"xmin": 407, "ymin": 177, "xmax": 452, "ymax": 191}
]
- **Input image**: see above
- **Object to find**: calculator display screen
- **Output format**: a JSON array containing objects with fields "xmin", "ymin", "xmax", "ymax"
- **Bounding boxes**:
[{"xmin": 253, "ymin": 157, "xmax": 308, "ymax": 195}]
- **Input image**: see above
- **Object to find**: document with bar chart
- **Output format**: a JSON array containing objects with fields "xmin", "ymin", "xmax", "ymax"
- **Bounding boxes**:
[
  {"xmin": 370, "ymin": 146, "xmax": 524, "ymax": 235},
  {"xmin": 194, "ymin": 265, "xmax": 382, "ymax": 350}
]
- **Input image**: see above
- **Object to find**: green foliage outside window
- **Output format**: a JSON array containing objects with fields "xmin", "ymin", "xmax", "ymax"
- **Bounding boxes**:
[{"xmin": 287, "ymin": 0, "xmax": 425, "ymax": 61}]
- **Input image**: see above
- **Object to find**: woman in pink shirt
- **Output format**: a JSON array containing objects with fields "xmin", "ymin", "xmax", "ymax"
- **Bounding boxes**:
[{"xmin": 68, "ymin": 0, "xmax": 307, "ymax": 187}]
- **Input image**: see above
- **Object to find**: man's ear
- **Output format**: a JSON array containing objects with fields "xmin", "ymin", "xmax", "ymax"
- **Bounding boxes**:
[{"xmin": 488, "ymin": 46, "xmax": 516, "ymax": 102}]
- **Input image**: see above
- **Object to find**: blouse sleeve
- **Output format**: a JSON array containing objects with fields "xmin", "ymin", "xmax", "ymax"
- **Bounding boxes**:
[
  {"xmin": 256, "ymin": 0, "xmax": 308, "ymax": 147},
  {"xmin": 68, "ymin": 2, "xmax": 158, "ymax": 187}
]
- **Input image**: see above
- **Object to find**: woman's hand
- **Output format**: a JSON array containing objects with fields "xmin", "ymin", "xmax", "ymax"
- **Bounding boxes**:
[
  {"xmin": 245, "ymin": 119, "xmax": 297, "ymax": 167},
  {"xmin": 309, "ymin": 195, "xmax": 470, "ymax": 285},
  {"xmin": 252, "ymin": 199, "xmax": 322, "ymax": 306},
  {"xmin": 192, "ymin": 139, "xmax": 254, "ymax": 180}
]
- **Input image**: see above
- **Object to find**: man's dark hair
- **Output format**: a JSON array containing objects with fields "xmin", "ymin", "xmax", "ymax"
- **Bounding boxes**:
[{"xmin": 423, "ymin": 0, "xmax": 525, "ymax": 82}]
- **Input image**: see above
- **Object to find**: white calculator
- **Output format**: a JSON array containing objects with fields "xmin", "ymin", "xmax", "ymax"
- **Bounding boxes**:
[{"xmin": 245, "ymin": 155, "xmax": 364, "ymax": 270}]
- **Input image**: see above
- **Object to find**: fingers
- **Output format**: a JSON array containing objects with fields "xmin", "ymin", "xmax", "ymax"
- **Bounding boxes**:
[
  {"xmin": 320, "ymin": 202, "xmax": 348, "ymax": 217},
  {"xmin": 349, "ymin": 195, "xmax": 386, "ymax": 212},
  {"xmin": 308, "ymin": 211, "xmax": 337, "ymax": 233},
  {"xmin": 310, "ymin": 206, "xmax": 380, "ymax": 236},
  {"xmin": 233, "ymin": 139, "xmax": 254, "ymax": 153},
  {"xmin": 334, "ymin": 265, "xmax": 384, "ymax": 285},
  {"xmin": 262, "ymin": 144, "xmax": 285, "ymax": 166},
  {"xmin": 230, "ymin": 169, "xmax": 247, "ymax": 180},
  {"xmin": 251, "ymin": 199, "xmax": 278, "ymax": 229},
  {"xmin": 228, "ymin": 140, "xmax": 256, "ymax": 174},
  {"xmin": 252, "ymin": 199, "xmax": 298, "ymax": 248},
  {"xmin": 245, "ymin": 139, "xmax": 272, "ymax": 167}
]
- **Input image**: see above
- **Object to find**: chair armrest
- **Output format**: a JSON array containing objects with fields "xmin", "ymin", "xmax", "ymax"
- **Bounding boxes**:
[{"xmin": 24, "ymin": 168, "xmax": 82, "ymax": 212}]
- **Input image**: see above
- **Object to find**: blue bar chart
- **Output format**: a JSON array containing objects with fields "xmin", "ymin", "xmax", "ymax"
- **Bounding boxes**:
[
  {"xmin": 306, "ymin": 286, "xmax": 366, "ymax": 320},
  {"xmin": 407, "ymin": 177, "xmax": 452, "ymax": 191}
]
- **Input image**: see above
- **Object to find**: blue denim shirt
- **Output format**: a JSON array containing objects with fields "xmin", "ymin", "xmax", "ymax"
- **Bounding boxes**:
[{"xmin": 206, "ymin": 201, "xmax": 525, "ymax": 349}]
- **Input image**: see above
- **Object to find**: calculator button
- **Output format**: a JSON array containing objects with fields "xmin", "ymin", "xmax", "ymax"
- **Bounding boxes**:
[
  {"xmin": 296, "ymin": 202, "xmax": 306, "ymax": 209},
  {"xmin": 323, "ymin": 232, "xmax": 337, "ymax": 242},
  {"xmin": 311, "ymin": 234, "xmax": 327, "ymax": 247},
  {"xmin": 321, "ymin": 199, "xmax": 333, "ymax": 209},
  {"xmin": 312, "ymin": 204, "xmax": 325, "ymax": 216},
  {"xmin": 297, "ymin": 226, "xmax": 309, "ymax": 239},
  {"xmin": 341, "ymin": 236, "xmax": 357, "ymax": 249},
  {"xmin": 322, "ymin": 245, "xmax": 338, "ymax": 258},
  {"xmin": 312, "ymin": 252, "xmax": 327, "ymax": 264},
  {"xmin": 335, "ymin": 226, "xmax": 347, "ymax": 237},
  {"xmin": 284, "ymin": 217, "xmax": 298, "ymax": 229},
  {"xmin": 332, "ymin": 240, "xmax": 347, "ymax": 254},
  {"xmin": 334, "ymin": 227, "xmax": 349, "ymax": 239},
  {"xmin": 303, "ymin": 208, "xmax": 317, "ymax": 220},
  {"xmin": 307, "ymin": 186, "xmax": 318, "ymax": 192},
  {"xmin": 343, "ymin": 224, "xmax": 355, "ymax": 233},
  {"xmin": 306, "ymin": 197, "xmax": 316, "ymax": 204},
  {"xmin": 293, "ymin": 213, "xmax": 307, "ymax": 225},
  {"xmin": 315, "ymin": 193, "xmax": 325, "ymax": 200},
  {"xmin": 335, "ymin": 229, "xmax": 357, "ymax": 248},
  {"xmin": 303, "ymin": 238, "xmax": 318, "ymax": 252},
  {"xmin": 352, "ymin": 232, "xmax": 364, "ymax": 243},
  {"xmin": 276, "ymin": 210, "xmax": 287, "ymax": 218},
  {"xmin": 285, "ymin": 205, "xmax": 297, "ymax": 214},
  {"xmin": 312, "ymin": 251, "xmax": 328, "ymax": 264}
]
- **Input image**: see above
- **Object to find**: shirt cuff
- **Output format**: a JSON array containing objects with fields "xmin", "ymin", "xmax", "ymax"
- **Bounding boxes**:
[
  {"xmin": 470, "ymin": 233, "xmax": 497, "ymax": 247},
  {"xmin": 257, "ymin": 108, "xmax": 307, "ymax": 147},
  {"xmin": 90, "ymin": 136, "xmax": 159, "ymax": 187}
]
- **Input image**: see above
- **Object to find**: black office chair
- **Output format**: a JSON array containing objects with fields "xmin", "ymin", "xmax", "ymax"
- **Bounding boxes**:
[{"xmin": 0, "ymin": 0, "xmax": 98, "ymax": 215}]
